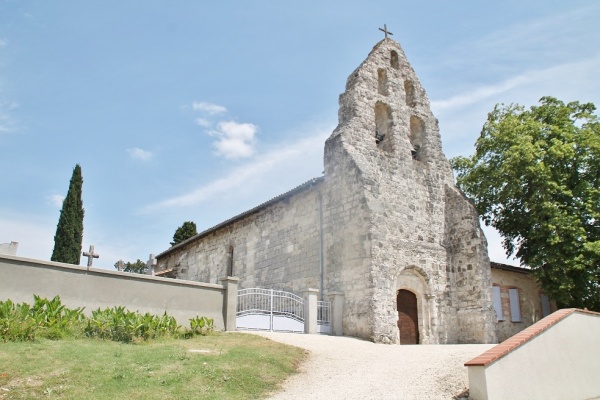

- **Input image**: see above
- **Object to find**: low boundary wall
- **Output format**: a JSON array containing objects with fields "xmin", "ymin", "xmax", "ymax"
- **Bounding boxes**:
[
  {"xmin": 0, "ymin": 255, "xmax": 238, "ymax": 331},
  {"xmin": 465, "ymin": 308, "xmax": 600, "ymax": 400}
]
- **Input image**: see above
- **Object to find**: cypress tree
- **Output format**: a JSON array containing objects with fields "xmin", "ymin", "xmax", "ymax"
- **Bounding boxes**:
[{"xmin": 51, "ymin": 164, "xmax": 84, "ymax": 264}]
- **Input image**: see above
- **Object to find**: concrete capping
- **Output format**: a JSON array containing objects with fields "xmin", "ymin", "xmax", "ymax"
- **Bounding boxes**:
[
  {"xmin": 304, "ymin": 288, "xmax": 319, "ymax": 334},
  {"xmin": 0, "ymin": 254, "xmax": 223, "ymax": 290},
  {"xmin": 465, "ymin": 308, "xmax": 600, "ymax": 367}
]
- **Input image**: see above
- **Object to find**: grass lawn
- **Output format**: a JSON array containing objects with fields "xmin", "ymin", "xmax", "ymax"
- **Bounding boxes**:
[{"xmin": 0, "ymin": 332, "xmax": 306, "ymax": 400}]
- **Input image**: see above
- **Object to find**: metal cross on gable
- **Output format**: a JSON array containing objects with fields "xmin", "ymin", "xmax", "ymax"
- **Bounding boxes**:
[
  {"xmin": 82, "ymin": 245, "xmax": 99, "ymax": 268},
  {"xmin": 379, "ymin": 24, "xmax": 393, "ymax": 39}
]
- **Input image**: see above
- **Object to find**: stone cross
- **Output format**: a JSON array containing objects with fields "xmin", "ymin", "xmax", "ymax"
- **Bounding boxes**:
[
  {"xmin": 379, "ymin": 24, "xmax": 393, "ymax": 39},
  {"xmin": 82, "ymin": 245, "xmax": 99, "ymax": 267},
  {"xmin": 146, "ymin": 254, "xmax": 156, "ymax": 276},
  {"xmin": 116, "ymin": 259, "xmax": 124, "ymax": 271}
]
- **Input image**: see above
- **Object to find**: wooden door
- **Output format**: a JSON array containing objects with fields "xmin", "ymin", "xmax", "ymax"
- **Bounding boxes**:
[{"xmin": 397, "ymin": 289, "xmax": 419, "ymax": 344}]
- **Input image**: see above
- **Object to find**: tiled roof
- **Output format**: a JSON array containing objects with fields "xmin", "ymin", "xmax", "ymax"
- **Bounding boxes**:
[{"xmin": 490, "ymin": 262, "xmax": 532, "ymax": 274}]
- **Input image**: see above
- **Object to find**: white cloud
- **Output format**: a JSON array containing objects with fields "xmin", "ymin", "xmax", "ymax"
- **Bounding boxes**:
[
  {"xmin": 47, "ymin": 194, "xmax": 64, "ymax": 208},
  {"xmin": 127, "ymin": 147, "xmax": 153, "ymax": 161},
  {"xmin": 432, "ymin": 56, "xmax": 600, "ymax": 158},
  {"xmin": 431, "ymin": 75, "xmax": 530, "ymax": 111},
  {"xmin": 192, "ymin": 101, "xmax": 227, "ymax": 115},
  {"xmin": 209, "ymin": 121, "xmax": 258, "ymax": 159},
  {"xmin": 144, "ymin": 124, "xmax": 331, "ymax": 211},
  {"xmin": 195, "ymin": 117, "xmax": 211, "ymax": 127}
]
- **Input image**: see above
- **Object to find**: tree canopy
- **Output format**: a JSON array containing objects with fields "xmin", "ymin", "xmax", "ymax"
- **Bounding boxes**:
[
  {"xmin": 451, "ymin": 97, "xmax": 600, "ymax": 310},
  {"xmin": 170, "ymin": 221, "xmax": 198, "ymax": 246},
  {"xmin": 114, "ymin": 259, "xmax": 147, "ymax": 274},
  {"xmin": 51, "ymin": 164, "xmax": 84, "ymax": 265}
]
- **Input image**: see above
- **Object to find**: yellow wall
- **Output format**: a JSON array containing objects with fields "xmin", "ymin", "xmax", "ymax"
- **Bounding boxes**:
[{"xmin": 490, "ymin": 266, "xmax": 556, "ymax": 342}]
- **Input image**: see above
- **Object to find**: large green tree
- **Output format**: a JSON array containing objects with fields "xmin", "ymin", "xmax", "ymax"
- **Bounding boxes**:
[
  {"xmin": 451, "ymin": 97, "xmax": 600, "ymax": 311},
  {"xmin": 51, "ymin": 164, "xmax": 85, "ymax": 264},
  {"xmin": 170, "ymin": 221, "xmax": 198, "ymax": 246}
]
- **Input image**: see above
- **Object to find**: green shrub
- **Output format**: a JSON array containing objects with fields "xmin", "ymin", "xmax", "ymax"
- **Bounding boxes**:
[
  {"xmin": 185, "ymin": 315, "xmax": 214, "ymax": 337},
  {"xmin": 1, "ymin": 295, "xmax": 216, "ymax": 344},
  {"xmin": 0, "ymin": 299, "xmax": 37, "ymax": 341},
  {"xmin": 0, "ymin": 295, "xmax": 85, "ymax": 341},
  {"xmin": 85, "ymin": 307, "xmax": 181, "ymax": 343}
]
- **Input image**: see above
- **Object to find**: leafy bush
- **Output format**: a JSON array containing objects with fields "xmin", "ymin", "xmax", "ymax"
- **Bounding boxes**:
[
  {"xmin": 0, "ymin": 295, "xmax": 85, "ymax": 341},
  {"xmin": 184, "ymin": 315, "xmax": 214, "ymax": 337},
  {"xmin": 1, "ymin": 295, "xmax": 216, "ymax": 344},
  {"xmin": 85, "ymin": 306, "xmax": 181, "ymax": 343}
]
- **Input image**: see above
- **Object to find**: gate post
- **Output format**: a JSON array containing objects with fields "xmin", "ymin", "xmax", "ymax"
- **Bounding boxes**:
[
  {"xmin": 220, "ymin": 276, "xmax": 239, "ymax": 331},
  {"xmin": 303, "ymin": 288, "xmax": 319, "ymax": 334},
  {"xmin": 329, "ymin": 292, "xmax": 344, "ymax": 336}
]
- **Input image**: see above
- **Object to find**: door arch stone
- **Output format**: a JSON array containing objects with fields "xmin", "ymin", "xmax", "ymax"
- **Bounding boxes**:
[{"xmin": 395, "ymin": 266, "xmax": 433, "ymax": 344}]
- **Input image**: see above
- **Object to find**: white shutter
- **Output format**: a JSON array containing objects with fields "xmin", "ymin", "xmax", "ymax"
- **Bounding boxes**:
[
  {"xmin": 509, "ymin": 288, "xmax": 521, "ymax": 322},
  {"xmin": 492, "ymin": 286, "xmax": 503, "ymax": 321}
]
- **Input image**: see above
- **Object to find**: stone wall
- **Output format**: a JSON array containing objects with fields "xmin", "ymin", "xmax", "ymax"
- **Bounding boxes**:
[
  {"xmin": 322, "ymin": 135, "xmax": 373, "ymax": 340},
  {"xmin": 445, "ymin": 186, "xmax": 497, "ymax": 344},
  {"xmin": 157, "ymin": 179, "xmax": 324, "ymax": 296},
  {"xmin": 323, "ymin": 39, "xmax": 496, "ymax": 344}
]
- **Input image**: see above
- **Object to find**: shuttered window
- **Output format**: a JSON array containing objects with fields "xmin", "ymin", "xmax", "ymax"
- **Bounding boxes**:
[
  {"xmin": 492, "ymin": 286, "xmax": 503, "ymax": 321},
  {"xmin": 509, "ymin": 288, "xmax": 521, "ymax": 322}
]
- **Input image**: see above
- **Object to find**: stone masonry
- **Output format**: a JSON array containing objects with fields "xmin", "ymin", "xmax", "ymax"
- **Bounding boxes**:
[{"xmin": 156, "ymin": 38, "xmax": 498, "ymax": 344}]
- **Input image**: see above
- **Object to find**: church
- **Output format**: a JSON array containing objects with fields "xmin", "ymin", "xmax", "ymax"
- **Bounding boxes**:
[{"xmin": 154, "ymin": 35, "xmax": 536, "ymax": 344}]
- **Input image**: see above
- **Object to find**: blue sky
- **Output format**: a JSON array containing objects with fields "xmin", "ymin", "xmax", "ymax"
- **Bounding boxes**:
[{"xmin": 1, "ymin": 1, "xmax": 599, "ymax": 269}]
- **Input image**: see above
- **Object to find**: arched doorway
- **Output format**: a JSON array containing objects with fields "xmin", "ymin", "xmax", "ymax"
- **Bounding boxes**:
[{"xmin": 397, "ymin": 289, "xmax": 419, "ymax": 344}]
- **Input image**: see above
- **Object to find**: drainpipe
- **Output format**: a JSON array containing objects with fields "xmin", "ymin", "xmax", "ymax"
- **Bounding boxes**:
[{"xmin": 317, "ymin": 190, "xmax": 324, "ymax": 301}]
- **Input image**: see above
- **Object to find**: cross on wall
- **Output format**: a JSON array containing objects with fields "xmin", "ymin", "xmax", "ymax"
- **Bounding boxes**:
[{"xmin": 82, "ymin": 245, "xmax": 99, "ymax": 268}]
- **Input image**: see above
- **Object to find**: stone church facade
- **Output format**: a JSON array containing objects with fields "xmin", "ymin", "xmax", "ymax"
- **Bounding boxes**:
[{"xmin": 155, "ymin": 38, "xmax": 498, "ymax": 344}]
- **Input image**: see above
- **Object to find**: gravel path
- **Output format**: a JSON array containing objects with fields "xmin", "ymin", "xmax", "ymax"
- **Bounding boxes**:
[{"xmin": 251, "ymin": 332, "xmax": 493, "ymax": 400}]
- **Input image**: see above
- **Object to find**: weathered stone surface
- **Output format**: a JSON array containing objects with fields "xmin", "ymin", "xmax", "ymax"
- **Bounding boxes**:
[{"xmin": 156, "ymin": 38, "xmax": 497, "ymax": 344}]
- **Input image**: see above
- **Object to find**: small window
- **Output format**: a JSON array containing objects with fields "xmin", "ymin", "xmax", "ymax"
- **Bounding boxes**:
[
  {"xmin": 509, "ymin": 288, "xmax": 521, "ymax": 322},
  {"xmin": 390, "ymin": 50, "xmax": 399, "ymax": 69},
  {"xmin": 374, "ymin": 101, "xmax": 393, "ymax": 151},
  {"xmin": 492, "ymin": 286, "xmax": 503, "ymax": 321},
  {"xmin": 541, "ymin": 294, "xmax": 551, "ymax": 317},
  {"xmin": 409, "ymin": 116, "xmax": 425, "ymax": 161}
]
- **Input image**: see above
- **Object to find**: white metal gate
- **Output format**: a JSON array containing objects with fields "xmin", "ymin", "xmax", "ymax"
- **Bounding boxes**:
[
  {"xmin": 237, "ymin": 288, "xmax": 305, "ymax": 332},
  {"xmin": 236, "ymin": 288, "xmax": 331, "ymax": 334},
  {"xmin": 317, "ymin": 300, "xmax": 331, "ymax": 334}
]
